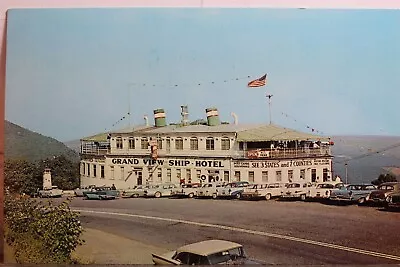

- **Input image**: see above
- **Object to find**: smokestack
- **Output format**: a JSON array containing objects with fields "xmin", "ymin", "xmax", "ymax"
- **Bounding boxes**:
[
  {"xmin": 144, "ymin": 115, "xmax": 149, "ymax": 126},
  {"xmin": 231, "ymin": 112, "xmax": 238, "ymax": 125},
  {"xmin": 206, "ymin": 107, "xmax": 220, "ymax": 126},
  {"xmin": 181, "ymin": 105, "xmax": 189, "ymax": 126},
  {"xmin": 153, "ymin": 109, "xmax": 167, "ymax": 127}
]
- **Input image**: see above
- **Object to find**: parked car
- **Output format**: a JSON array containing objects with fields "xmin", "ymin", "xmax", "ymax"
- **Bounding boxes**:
[
  {"xmin": 152, "ymin": 239, "xmax": 262, "ymax": 265},
  {"xmin": 38, "ymin": 186, "xmax": 63, "ymax": 198},
  {"xmin": 172, "ymin": 183, "xmax": 201, "ymax": 198},
  {"xmin": 218, "ymin": 181, "xmax": 250, "ymax": 199},
  {"xmin": 144, "ymin": 183, "xmax": 179, "ymax": 198},
  {"xmin": 280, "ymin": 182, "xmax": 315, "ymax": 201},
  {"xmin": 329, "ymin": 184, "xmax": 377, "ymax": 204},
  {"xmin": 84, "ymin": 186, "xmax": 120, "ymax": 198},
  {"xmin": 386, "ymin": 192, "xmax": 400, "ymax": 210},
  {"xmin": 196, "ymin": 183, "xmax": 224, "ymax": 199},
  {"xmin": 308, "ymin": 181, "xmax": 344, "ymax": 200},
  {"xmin": 121, "ymin": 185, "xmax": 150, "ymax": 198},
  {"xmin": 367, "ymin": 182, "xmax": 400, "ymax": 205},
  {"xmin": 241, "ymin": 183, "xmax": 268, "ymax": 200},
  {"xmin": 85, "ymin": 190, "xmax": 118, "ymax": 200},
  {"xmin": 74, "ymin": 185, "xmax": 96, "ymax": 197}
]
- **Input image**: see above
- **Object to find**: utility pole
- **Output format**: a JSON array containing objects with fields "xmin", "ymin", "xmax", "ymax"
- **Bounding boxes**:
[{"xmin": 345, "ymin": 162, "xmax": 348, "ymax": 184}]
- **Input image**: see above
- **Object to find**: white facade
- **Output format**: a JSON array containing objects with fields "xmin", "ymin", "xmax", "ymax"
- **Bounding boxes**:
[{"xmin": 80, "ymin": 120, "xmax": 334, "ymax": 190}]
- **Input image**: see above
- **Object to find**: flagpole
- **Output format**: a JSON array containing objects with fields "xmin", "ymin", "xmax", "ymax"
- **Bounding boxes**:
[{"xmin": 266, "ymin": 94, "xmax": 273, "ymax": 125}]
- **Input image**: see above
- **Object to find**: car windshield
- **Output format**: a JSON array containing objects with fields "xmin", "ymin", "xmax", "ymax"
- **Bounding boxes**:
[
  {"xmin": 317, "ymin": 184, "xmax": 334, "ymax": 189},
  {"xmin": 287, "ymin": 184, "xmax": 300, "ymax": 188},
  {"xmin": 207, "ymin": 247, "xmax": 246, "ymax": 264}
]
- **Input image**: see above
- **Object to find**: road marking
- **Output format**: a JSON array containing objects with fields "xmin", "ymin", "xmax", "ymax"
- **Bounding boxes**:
[{"xmin": 74, "ymin": 209, "xmax": 400, "ymax": 262}]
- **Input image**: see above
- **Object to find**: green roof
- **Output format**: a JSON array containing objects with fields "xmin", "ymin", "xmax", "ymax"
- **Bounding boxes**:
[
  {"xmin": 81, "ymin": 132, "xmax": 108, "ymax": 142},
  {"xmin": 236, "ymin": 124, "xmax": 330, "ymax": 142}
]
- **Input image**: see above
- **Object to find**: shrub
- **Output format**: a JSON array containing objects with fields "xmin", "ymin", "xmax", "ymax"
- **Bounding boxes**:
[
  {"xmin": 371, "ymin": 173, "xmax": 398, "ymax": 186},
  {"xmin": 4, "ymin": 191, "xmax": 84, "ymax": 264}
]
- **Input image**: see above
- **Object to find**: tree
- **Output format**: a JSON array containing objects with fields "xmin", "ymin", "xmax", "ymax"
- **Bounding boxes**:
[
  {"xmin": 371, "ymin": 173, "xmax": 398, "ymax": 186},
  {"xmin": 4, "ymin": 159, "xmax": 42, "ymax": 195}
]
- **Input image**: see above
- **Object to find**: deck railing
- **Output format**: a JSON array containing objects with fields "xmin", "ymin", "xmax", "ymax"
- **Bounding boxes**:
[{"xmin": 235, "ymin": 147, "xmax": 331, "ymax": 159}]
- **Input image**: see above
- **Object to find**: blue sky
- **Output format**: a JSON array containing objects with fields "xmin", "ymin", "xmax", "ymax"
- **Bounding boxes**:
[{"xmin": 5, "ymin": 8, "xmax": 400, "ymax": 142}]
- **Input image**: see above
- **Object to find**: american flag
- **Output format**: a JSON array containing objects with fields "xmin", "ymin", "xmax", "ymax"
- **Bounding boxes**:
[{"xmin": 247, "ymin": 74, "xmax": 267, "ymax": 87}]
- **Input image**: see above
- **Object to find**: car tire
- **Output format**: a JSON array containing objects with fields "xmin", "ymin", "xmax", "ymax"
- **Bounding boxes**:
[
  {"xmin": 265, "ymin": 193, "xmax": 272, "ymax": 201},
  {"xmin": 300, "ymin": 194, "xmax": 306, "ymax": 201},
  {"xmin": 235, "ymin": 193, "xmax": 242, "ymax": 200},
  {"xmin": 212, "ymin": 193, "xmax": 217, "ymax": 199},
  {"xmin": 155, "ymin": 192, "xmax": 161, "ymax": 198},
  {"xmin": 188, "ymin": 193, "xmax": 194, "ymax": 198}
]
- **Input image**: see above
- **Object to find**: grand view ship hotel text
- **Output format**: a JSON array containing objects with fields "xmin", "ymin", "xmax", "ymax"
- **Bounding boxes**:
[{"xmin": 79, "ymin": 105, "xmax": 335, "ymax": 189}]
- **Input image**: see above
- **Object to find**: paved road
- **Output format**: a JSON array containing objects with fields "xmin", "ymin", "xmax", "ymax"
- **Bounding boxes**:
[{"xmin": 67, "ymin": 197, "xmax": 400, "ymax": 265}]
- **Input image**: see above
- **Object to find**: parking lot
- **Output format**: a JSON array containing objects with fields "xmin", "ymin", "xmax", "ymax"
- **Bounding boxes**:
[{"xmin": 69, "ymin": 196, "xmax": 400, "ymax": 265}]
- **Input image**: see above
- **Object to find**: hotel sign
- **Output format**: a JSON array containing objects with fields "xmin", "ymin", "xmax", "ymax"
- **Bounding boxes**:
[
  {"xmin": 233, "ymin": 159, "xmax": 330, "ymax": 169},
  {"xmin": 110, "ymin": 158, "xmax": 225, "ymax": 168}
]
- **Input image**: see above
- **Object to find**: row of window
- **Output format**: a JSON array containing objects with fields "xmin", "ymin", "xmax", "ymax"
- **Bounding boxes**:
[
  {"xmin": 115, "ymin": 136, "xmax": 231, "ymax": 151},
  {"xmin": 82, "ymin": 163, "xmax": 330, "ymax": 184}
]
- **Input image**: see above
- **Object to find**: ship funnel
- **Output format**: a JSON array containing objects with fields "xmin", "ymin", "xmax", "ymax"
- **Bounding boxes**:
[
  {"xmin": 231, "ymin": 112, "xmax": 238, "ymax": 125},
  {"xmin": 181, "ymin": 105, "xmax": 189, "ymax": 126},
  {"xmin": 153, "ymin": 109, "xmax": 166, "ymax": 127},
  {"xmin": 206, "ymin": 107, "xmax": 220, "ymax": 126},
  {"xmin": 144, "ymin": 115, "xmax": 149, "ymax": 126}
]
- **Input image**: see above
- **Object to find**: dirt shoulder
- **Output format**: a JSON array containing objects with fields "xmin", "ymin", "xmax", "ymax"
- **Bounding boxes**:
[{"xmin": 72, "ymin": 227, "xmax": 169, "ymax": 264}]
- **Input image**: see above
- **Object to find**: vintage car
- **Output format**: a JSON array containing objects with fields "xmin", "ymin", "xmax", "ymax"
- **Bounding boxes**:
[
  {"xmin": 386, "ymin": 192, "xmax": 400, "ymax": 210},
  {"xmin": 172, "ymin": 183, "xmax": 201, "ymax": 198},
  {"xmin": 196, "ymin": 183, "xmax": 224, "ymax": 199},
  {"xmin": 217, "ymin": 181, "xmax": 250, "ymax": 199},
  {"xmin": 241, "ymin": 183, "xmax": 268, "ymax": 200},
  {"xmin": 367, "ymin": 182, "xmax": 400, "ymax": 205},
  {"xmin": 308, "ymin": 181, "xmax": 344, "ymax": 200},
  {"xmin": 38, "ymin": 186, "xmax": 63, "ymax": 198},
  {"xmin": 152, "ymin": 239, "xmax": 261, "ymax": 265},
  {"xmin": 329, "ymin": 184, "xmax": 377, "ymax": 204},
  {"xmin": 74, "ymin": 185, "xmax": 96, "ymax": 197},
  {"xmin": 85, "ymin": 190, "xmax": 118, "ymax": 200},
  {"xmin": 84, "ymin": 186, "xmax": 120, "ymax": 199},
  {"xmin": 121, "ymin": 185, "xmax": 150, "ymax": 198},
  {"xmin": 280, "ymin": 182, "xmax": 315, "ymax": 201},
  {"xmin": 144, "ymin": 183, "xmax": 179, "ymax": 198}
]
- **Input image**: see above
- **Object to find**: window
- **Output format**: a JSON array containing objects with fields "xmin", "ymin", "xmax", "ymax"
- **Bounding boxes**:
[
  {"xmin": 166, "ymin": 138, "xmax": 171, "ymax": 153},
  {"xmin": 300, "ymin": 169, "xmax": 305, "ymax": 179},
  {"xmin": 262, "ymin": 171, "xmax": 268, "ymax": 182},
  {"xmin": 121, "ymin": 166, "xmax": 125, "ymax": 180},
  {"xmin": 110, "ymin": 166, "xmax": 114, "ymax": 180},
  {"xmin": 234, "ymin": 171, "xmax": 241, "ymax": 182},
  {"xmin": 221, "ymin": 137, "xmax": 230, "ymax": 150},
  {"xmin": 157, "ymin": 168, "xmax": 162, "ymax": 182},
  {"xmin": 323, "ymin": 168, "xmax": 329, "ymax": 182},
  {"xmin": 276, "ymin": 171, "xmax": 282, "ymax": 182},
  {"xmin": 175, "ymin": 137, "xmax": 183, "ymax": 150},
  {"xmin": 224, "ymin": 171, "xmax": 230, "ymax": 182},
  {"xmin": 157, "ymin": 137, "xmax": 163, "ymax": 149},
  {"xmin": 196, "ymin": 170, "xmax": 201, "ymax": 181},
  {"xmin": 177, "ymin": 169, "xmax": 182, "ymax": 181},
  {"xmin": 167, "ymin": 169, "xmax": 172, "ymax": 182},
  {"xmin": 141, "ymin": 137, "xmax": 149, "ymax": 149},
  {"xmin": 249, "ymin": 171, "xmax": 255, "ymax": 182},
  {"xmin": 148, "ymin": 167, "xmax": 153, "ymax": 181},
  {"xmin": 311, "ymin": 169, "xmax": 317, "ymax": 183},
  {"xmin": 186, "ymin": 169, "xmax": 192, "ymax": 183},
  {"xmin": 101, "ymin": 166, "xmax": 105, "ymax": 178},
  {"xmin": 206, "ymin": 137, "xmax": 214, "ymax": 150},
  {"xmin": 190, "ymin": 137, "xmax": 198, "ymax": 150},
  {"xmin": 288, "ymin": 170, "xmax": 293, "ymax": 182},
  {"xmin": 116, "ymin": 137, "xmax": 123, "ymax": 149},
  {"xmin": 93, "ymin": 165, "xmax": 97, "ymax": 177},
  {"xmin": 82, "ymin": 163, "xmax": 85, "ymax": 176},
  {"xmin": 87, "ymin": 163, "xmax": 90, "ymax": 177},
  {"xmin": 129, "ymin": 137, "xmax": 135, "ymax": 149}
]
